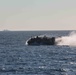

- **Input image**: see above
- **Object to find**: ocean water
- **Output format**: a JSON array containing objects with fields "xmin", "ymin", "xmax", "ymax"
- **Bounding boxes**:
[{"xmin": 0, "ymin": 31, "xmax": 76, "ymax": 75}]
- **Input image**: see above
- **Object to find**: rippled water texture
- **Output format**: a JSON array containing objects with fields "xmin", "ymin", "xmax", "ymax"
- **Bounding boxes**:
[{"xmin": 0, "ymin": 31, "xmax": 76, "ymax": 75}]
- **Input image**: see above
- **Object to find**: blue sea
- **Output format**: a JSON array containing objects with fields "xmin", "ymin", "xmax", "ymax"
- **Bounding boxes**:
[{"xmin": 0, "ymin": 31, "xmax": 76, "ymax": 75}]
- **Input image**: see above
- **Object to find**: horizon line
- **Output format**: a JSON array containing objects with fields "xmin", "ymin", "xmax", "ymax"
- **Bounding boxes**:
[{"xmin": 0, "ymin": 29, "xmax": 75, "ymax": 31}]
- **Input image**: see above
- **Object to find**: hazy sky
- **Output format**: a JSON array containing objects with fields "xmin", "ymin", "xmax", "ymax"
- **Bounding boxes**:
[{"xmin": 0, "ymin": 0, "xmax": 76, "ymax": 30}]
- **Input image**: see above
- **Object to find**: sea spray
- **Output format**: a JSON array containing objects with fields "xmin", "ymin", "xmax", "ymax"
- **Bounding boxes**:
[{"xmin": 56, "ymin": 31, "xmax": 76, "ymax": 46}]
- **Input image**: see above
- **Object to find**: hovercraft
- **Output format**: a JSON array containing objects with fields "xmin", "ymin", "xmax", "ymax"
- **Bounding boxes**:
[{"xmin": 26, "ymin": 35, "xmax": 55, "ymax": 45}]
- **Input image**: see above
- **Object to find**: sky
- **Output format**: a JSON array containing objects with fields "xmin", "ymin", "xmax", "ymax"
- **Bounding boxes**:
[{"xmin": 0, "ymin": 0, "xmax": 76, "ymax": 31}]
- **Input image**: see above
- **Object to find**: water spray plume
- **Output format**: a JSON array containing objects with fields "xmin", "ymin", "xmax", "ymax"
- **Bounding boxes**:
[{"xmin": 56, "ymin": 31, "xmax": 76, "ymax": 46}]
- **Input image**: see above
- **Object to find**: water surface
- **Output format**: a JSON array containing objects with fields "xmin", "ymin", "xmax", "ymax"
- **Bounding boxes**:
[{"xmin": 0, "ymin": 31, "xmax": 76, "ymax": 75}]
